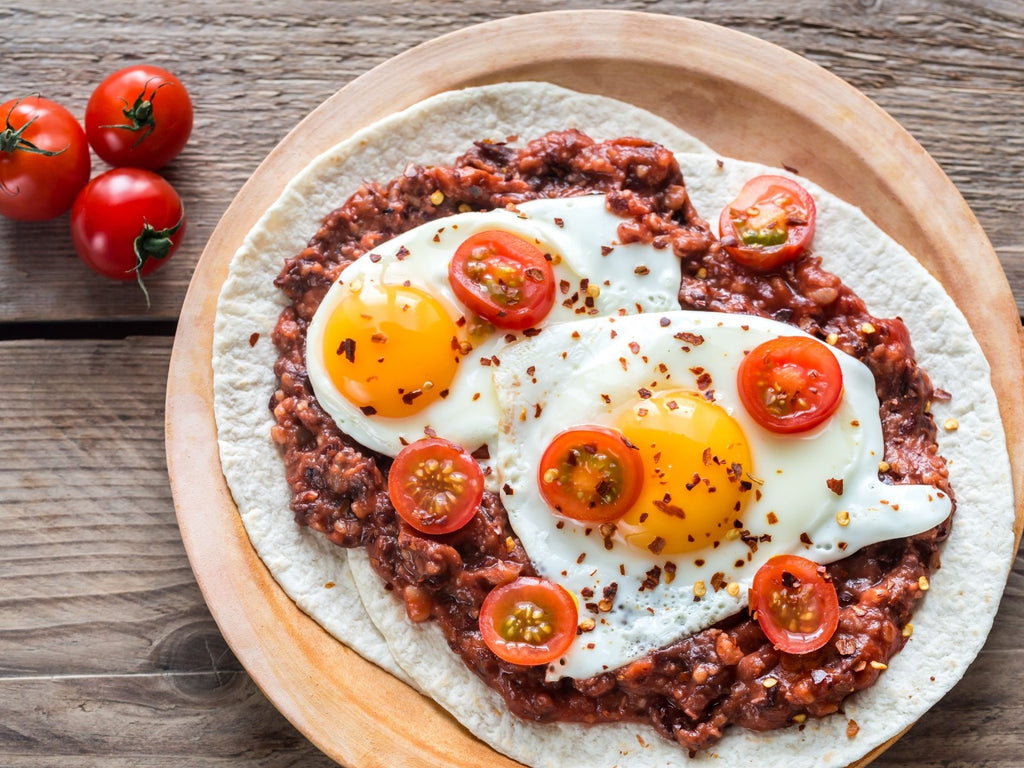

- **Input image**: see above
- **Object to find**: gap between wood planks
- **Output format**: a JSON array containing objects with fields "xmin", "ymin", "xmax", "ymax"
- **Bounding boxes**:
[{"xmin": 0, "ymin": 320, "xmax": 178, "ymax": 341}]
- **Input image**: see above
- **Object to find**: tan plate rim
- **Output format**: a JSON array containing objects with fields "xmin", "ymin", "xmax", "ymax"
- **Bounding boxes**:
[{"xmin": 165, "ymin": 10, "xmax": 1024, "ymax": 768}]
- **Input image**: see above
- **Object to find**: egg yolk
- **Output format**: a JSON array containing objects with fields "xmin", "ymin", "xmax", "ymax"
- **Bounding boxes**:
[
  {"xmin": 614, "ymin": 390, "xmax": 753, "ymax": 555},
  {"xmin": 321, "ymin": 281, "xmax": 465, "ymax": 418}
]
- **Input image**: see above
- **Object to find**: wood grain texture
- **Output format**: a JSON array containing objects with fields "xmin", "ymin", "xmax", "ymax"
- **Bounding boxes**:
[
  {"xmin": 1, "ymin": 1, "xmax": 1022, "ymax": 767},
  {"xmin": 0, "ymin": 0, "xmax": 1021, "ymax": 321},
  {"xmin": 2, "ymin": 336, "xmax": 1022, "ymax": 766}
]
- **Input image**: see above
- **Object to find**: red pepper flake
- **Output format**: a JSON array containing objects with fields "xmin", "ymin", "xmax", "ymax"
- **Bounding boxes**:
[
  {"xmin": 601, "ymin": 245, "xmax": 614, "ymax": 256},
  {"xmin": 534, "ymin": 403, "xmax": 543, "ymax": 418},
  {"xmin": 659, "ymin": 317, "xmax": 671, "ymax": 327},
  {"xmin": 675, "ymin": 331, "xmax": 705, "ymax": 347},
  {"xmin": 638, "ymin": 387, "xmax": 652, "ymax": 399},
  {"xmin": 337, "ymin": 337, "xmax": 356, "ymax": 362},
  {"xmin": 827, "ymin": 477, "xmax": 844, "ymax": 495},
  {"xmin": 359, "ymin": 405, "xmax": 377, "ymax": 416},
  {"xmin": 471, "ymin": 444, "xmax": 490, "ymax": 460},
  {"xmin": 710, "ymin": 572, "xmax": 727, "ymax": 591},
  {"xmin": 479, "ymin": 357, "xmax": 492, "ymax": 366},
  {"xmin": 554, "ymin": 217, "xmax": 565, "ymax": 227},
  {"xmin": 423, "ymin": 426, "xmax": 437, "ymax": 437},
  {"xmin": 523, "ymin": 327, "xmax": 542, "ymax": 337},
  {"xmin": 800, "ymin": 532, "xmax": 814, "ymax": 546},
  {"xmin": 601, "ymin": 394, "xmax": 611, "ymax": 404},
  {"xmin": 648, "ymin": 536, "xmax": 666, "ymax": 555},
  {"xmin": 846, "ymin": 719, "xmax": 859, "ymax": 739},
  {"xmin": 369, "ymin": 252, "xmax": 382, "ymax": 263},
  {"xmin": 634, "ymin": 265, "xmax": 650, "ymax": 276},
  {"xmin": 559, "ymin": 279, "xmax": 571, "ymax": 295},
  {"xmin": 629, "ymin": 341, "xmax": 641, "ymax": 355},
  {"xmin": 653, "ymin": 499, "xmax": 685, "ymax": 519},
  {"xmin": 663, "ymin": 561, "xmax": 677, "ymax": 583},
  {"xmin": 639, "ymin": 565, "xmax": 662, "ymax": 591},
  {"xmin": 526, "ymin": 365, "xmax": 536, "ymax": 377},
  {"xmin": 248, "ymin": 332, "xmax": 260, "ymax": 347},
  {"xmin": 396, "ymin": 245, "xmax": 410, "ymax": 260},
  {"xmin": 401, "ymin": 389, "xmax": 423, "ymax": 405},
  {"xmin": 503, "ymin": 483, "xmax": 513, "ymax": 496}
]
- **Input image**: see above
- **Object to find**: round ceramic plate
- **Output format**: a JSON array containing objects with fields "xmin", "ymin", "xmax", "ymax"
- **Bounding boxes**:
[{"xmin": 165, "ymin": 11, "xmax": 1024, "ymax": 768}]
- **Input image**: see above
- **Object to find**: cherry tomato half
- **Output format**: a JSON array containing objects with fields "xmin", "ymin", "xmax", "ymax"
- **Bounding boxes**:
[
  {"xmin": 85, "ymin": 64, "xmax": 193, "ymax": 169},
  {"xmin": 538, "ymin": 425, "xmax": 644, "ymax": 524},
  {"xmin": 70, "ymin": 168, "xmax": 185, "ymax": 303},
  {"xmin": 719, "ymin": 175, "xmax": 816, "ymax": 271},
  {"xmin": 0, "ymin": 97, "xmax": 90, "ymax": 221},
  {"xmin": 737, "ymin": 336, "xmax": 844, "ymax": 434},
  {"xmin": 387, "ymin": 437, "xmax": 484, "ymax": 535},
  {"xmin": 479, "ymin": 577, "xmax": 578, "ymax": 666},
  {"xmin": 448, "ymin": 229, "xmax": 556, "ymax": 330},
  {"xmin": 749, "ymin": 554, "xmax": 840, "ymax": 654}
]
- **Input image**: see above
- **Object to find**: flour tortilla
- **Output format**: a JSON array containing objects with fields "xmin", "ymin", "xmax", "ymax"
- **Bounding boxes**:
[
  {"xmin": 212, "ymin": 82, "xmax": 1015, "ymax": 767},
  {"xmin": 213, "ymin": 81, "xmax": 714, "ymax": 684}
]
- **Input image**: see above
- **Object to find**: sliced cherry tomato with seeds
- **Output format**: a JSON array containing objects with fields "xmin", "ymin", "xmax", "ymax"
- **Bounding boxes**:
[
  {"xmin": 0, "ymin": 96, "xmax": 90, "ymax": 221},
  {"xmin": 538, "ymin": 425, "xmax": 644, "ymax": 524},
  {"xmin": 719, "ymin": 175, "xmax": 816, "ymax": 271},
  {"xmin": 387, "ymin": 437, "xmax": 484, "ymax": 535},
  {"xmin": 448, "ymin": 229, "xmax": 556, "ymax": 330},
  {"xmin": 479, "ymin": 576, "xmax": 578, "ymax": 665},
  {"xmin": 737, "ymin": 336, "xmax": 844, "ymax": 434},
  {"xmin": 85, "ymin": 64, "xmax": 193, "ymax": 169},
  {"xmin": 749, "ymin": 554, "xmax": 840, "ymax": 654}
]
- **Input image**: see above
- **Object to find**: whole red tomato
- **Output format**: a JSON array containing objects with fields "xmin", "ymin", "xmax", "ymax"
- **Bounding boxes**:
[
  {"xmin": 0, "ymin": 96, "xmax": 91, "ymax": 221},
  {"xmin": 85, "ymin": 65, "xmax": 193, "ymax": 169},
  {"xmin": 70, "ymin": 168, "xmax": 185, "ymax": 304}
]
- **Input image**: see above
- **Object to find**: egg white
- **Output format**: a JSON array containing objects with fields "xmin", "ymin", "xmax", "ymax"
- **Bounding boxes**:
[
  {"xmin": 492, "ymin": 310, "xmax": 952, "ymax": 680},
  {"xmin": 305, "ymin": 195, "xmax": 682, "ymax": 462}
]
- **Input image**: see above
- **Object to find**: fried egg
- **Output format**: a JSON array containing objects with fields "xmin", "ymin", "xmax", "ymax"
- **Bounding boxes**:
[
  {"xmin": 492, "ymin": 310, "xmax": 952, "ymax": 681},
  {"xmin": 305, "ymin": 195, "xmax": 682, "ymax": 462}
]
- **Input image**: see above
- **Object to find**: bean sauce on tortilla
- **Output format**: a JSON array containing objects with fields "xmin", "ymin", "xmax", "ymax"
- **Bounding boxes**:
[{"xmin": 269, "ymin": 130, "xmax": 952, "ymax": 752}]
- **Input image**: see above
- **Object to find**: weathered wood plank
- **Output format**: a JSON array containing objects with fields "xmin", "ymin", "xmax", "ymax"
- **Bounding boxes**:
[
  {"xmin": 0, "ymin": 674, "xmax": 337, "ymax": 767},
  {"xmin": 0, "ymin": 338, "xmax": 226, "ymax": 677},
  {"xmin": 0, "ymin": 0, "xmax": 1021, "ymax": 321},
  {"xmin": 1, "ymin": 333, "xmax": 1022, "ymax": 764}
]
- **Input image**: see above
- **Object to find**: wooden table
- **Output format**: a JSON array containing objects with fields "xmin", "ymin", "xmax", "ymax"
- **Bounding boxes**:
[{"xmin": 2, "ymin": 2, "xmax": 1021, "ymax": 765}]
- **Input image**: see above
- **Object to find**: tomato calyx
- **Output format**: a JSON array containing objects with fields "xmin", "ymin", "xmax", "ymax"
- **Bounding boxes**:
[
  {"xmin": 133, "ymin": 211, "xmax": 185, "ymax": 305},
  {"xmin": 0, "ymin": 100, "xmax": 68, "ymax": 196},
  {"xmin": 99, "ymin": 78, "xmax": 170, "ymax": 148}
]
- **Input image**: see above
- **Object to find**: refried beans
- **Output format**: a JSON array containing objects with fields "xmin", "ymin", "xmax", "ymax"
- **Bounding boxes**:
[{"xmin": 268, "ymin": 130, "xmax": 952, "ymax": 752}]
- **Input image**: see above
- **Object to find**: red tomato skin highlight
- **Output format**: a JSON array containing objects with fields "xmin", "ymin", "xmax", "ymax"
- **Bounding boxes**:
[
  {"xmin": 537, "ymin": 425, "xmax": 644, "ymax": 524},
  {"xmin": 70, "ymin": 168, "xmax": 185, "ymax": 281},
  {"xmin": 448, "ymin": 229, "xmax": 556, "ymax": 330},
  {"xmin": 85, "ymin": 65, "xmax": 193, "ymax": 170},
  {"xmin": 0, "ymin": 97, "xmax": 91, "ymax": 221},
  {"xmin": 719, "ymin": 175, "xmax": 817, "ymax": 271},
  {"xmin": 479, "ymin": 577, "xmax": 578, "ymax": 666},
  {"xmin": 737, "ymin": 335, "xmax": 844, "ymax": 434},
  {"xmin": 387, "ymin": 437, "xmax": 484, "ymax": 535},
  {"xmin": 750, "ymin": 554, "xmax": 840, "ymax": 654}
]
